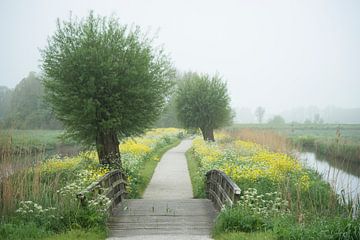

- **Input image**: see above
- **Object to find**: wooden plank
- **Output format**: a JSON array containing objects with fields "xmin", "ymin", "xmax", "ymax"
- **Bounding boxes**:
[
  {"xmin": 112, "ymin": 189, "xmax": 127, "ymax": 200},
  {"xmin": 107, "ymin": 222, "xmax": 214, "ymax": 229},
  {"xmin": 109, "ymin": 228, "xmax": 212, "ymax": 237},
  {"xmin": 108, "ymin": 199, "xmax": 218, "ymax": 237},
  {"xmin": 108, "ymin": 215, "xmax": 214, "ymax": 223}
]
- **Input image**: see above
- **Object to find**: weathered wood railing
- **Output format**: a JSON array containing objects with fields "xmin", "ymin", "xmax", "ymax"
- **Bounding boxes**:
[
  {"xmin": 77, "ymin": 169, "xmax": 127, "ymax": 212},
  {"xmin": 205, "ymin": 169, "xmax": 241, "ymax": 210}
]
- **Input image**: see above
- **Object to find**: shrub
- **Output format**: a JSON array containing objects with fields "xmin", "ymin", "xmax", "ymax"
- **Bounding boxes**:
[{"xmin": 214, "ymin": 188, "xmax": 288, "ymax": 233}]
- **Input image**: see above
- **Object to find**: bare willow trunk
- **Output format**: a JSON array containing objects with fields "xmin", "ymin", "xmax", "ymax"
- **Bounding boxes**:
[
  {"xmin": 200, "ymin": 127, "xmax": 215, "ymax": 142},
  {"xmin": 96, "ymin": 131, "xmax": 121, "ymax": 168}
]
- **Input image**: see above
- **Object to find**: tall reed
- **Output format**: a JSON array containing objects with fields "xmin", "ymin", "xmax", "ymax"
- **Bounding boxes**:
[
  {"xmin": 0, "ymin": 130, "xmax": 46, "ymax": 216},
  {"xmin": 225, "ymin": 128, "xmax": 291, "ymax": 153}
]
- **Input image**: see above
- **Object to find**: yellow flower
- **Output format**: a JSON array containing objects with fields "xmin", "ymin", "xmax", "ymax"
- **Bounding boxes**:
[
  {"xmin": 299, "ymin": 174, "xmax": 310, "ymax": 191},
  {"xmin": 120, "ymin": 140, "xmax": 151, "ymax": 155},
  {"xmin": 192, "ymin": 135, "xmax": 308, "ymax": 186}
]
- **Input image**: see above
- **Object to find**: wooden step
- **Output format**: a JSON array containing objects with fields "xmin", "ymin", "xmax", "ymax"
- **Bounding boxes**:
[
  {"xmin": 108, "ymin": 215, "xmax": 214, "ymax": 223},
  {"xmin": 109, "ymin": 228, "xmax": 213, "ymax": 237},
  {"xmin": 108, "ymin": 199, "xmax": 218, "ymax": 237}
]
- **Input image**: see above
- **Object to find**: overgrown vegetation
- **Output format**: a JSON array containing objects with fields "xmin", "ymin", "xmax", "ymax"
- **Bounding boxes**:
[
  {"xmin": 291, "ymin": 136, "xmax": 360, "ymax": 163},
  {"xmin": 0, "ymin": 128, "xmax": 182, "ymax": 239},
  {"xmin": 187, "ymin": 131, "xmax": 360, "ymax": 240},
  {"xmin": 228, "ymin": 123, "xmax": 360, "ymax": 164}
]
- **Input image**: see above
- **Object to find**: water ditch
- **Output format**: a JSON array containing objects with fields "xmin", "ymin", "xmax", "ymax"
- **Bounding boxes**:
[{"xmin": 297, "ymin": 151, "xmax": 360, "ymax": 204}]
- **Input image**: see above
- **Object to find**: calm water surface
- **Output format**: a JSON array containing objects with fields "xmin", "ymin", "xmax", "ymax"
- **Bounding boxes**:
[{"xmin": 298, "ymin": 152, "xmax": 360, "ymax": 203}]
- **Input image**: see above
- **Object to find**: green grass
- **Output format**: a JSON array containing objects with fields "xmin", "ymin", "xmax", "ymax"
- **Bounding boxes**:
[
  {"xmin": 0, "ymin": 130, "xmax": 74, "ymax": 153},
  {"xmin": 0, "ymin": 224, "xmax": 106, "ymax": 240},
  {"xmin": 44, "ymin": 228, "xmax": 106, "ymax": 240},
  {"xmin": 230, "ymin": 123, "xmax": 360, "ymax": 143},
  {"xmin": 0, "ymin": 222, "xmax": 49, "ymax": 240},
  {"xmin": 186, "ymin": 148, "xmax": 206, "ymax": 198},
  {"xmin": 214, "ymin": 231, "xmax": 276, "ymax": 240},
  {"xmin": 137, "ymin": 138, "xmax": 181, "ymax": 197}
]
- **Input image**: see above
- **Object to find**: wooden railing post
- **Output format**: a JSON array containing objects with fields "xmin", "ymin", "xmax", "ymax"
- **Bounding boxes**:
[
  {"xmin": 77, "ymin": 169, "xmax": 128, "ymax": 213},
  {"xmin": 205, "ymin": 169, "xmax": 241, "ymax": 210}
]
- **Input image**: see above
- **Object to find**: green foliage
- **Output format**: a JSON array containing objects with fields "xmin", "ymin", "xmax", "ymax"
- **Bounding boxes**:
[
  {"xmin": 1, "ymin": 72, "xmax": 61, "ymax": 129},
  {"xmin": 215, "ymin": 207, "xmax": 267, "ymax": 233},
  {"xmin": 214, "ymin": 189, "xmax": 288, "ymax": 233},
  {"xmin": 41, "ymin": 12, "xmax": 174, "ymax": 161},
  {"xmin": 267, "ymin": 115, "xmax": 286, "ymax": 125},
  {"xmin": 175, "ymin": 72, "xmax": 232, "ymax": 141}
]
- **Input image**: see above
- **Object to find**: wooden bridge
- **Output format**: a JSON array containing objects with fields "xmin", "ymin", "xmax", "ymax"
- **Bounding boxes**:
[{"xmin": 78, "ymin": 140, "xmax": 241, "ymax": 239}]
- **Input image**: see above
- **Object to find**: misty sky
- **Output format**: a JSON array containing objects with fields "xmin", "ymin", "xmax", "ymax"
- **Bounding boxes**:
[{"xmin": 1, "ymin": 0, "xmax": 359, "ymax": 113}]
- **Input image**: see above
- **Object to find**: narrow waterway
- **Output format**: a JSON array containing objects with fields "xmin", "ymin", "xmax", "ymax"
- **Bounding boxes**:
[{"xmin": 298, "ymin": 152, "xmax": 360, "ymax": 203}]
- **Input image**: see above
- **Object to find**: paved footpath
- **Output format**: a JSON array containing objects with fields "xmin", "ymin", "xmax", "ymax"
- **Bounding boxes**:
[{"xmin": 107, "ymin": 140, "xmax": 217, "ymax": 240}]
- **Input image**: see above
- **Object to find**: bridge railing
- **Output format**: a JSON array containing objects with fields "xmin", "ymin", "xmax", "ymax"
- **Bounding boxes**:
[
  {"xmin": 205, "ymin": 169, "xmax": 241, "ymax": 210},
  {"xmin": 77, "ymin": 169, "xmax": 127, "ymax": 212}
]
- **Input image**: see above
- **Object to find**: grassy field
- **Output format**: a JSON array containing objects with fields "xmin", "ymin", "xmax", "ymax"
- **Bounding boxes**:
[
  {"xmin": 0, "ymin": 130, "xmax": 75, "ymax": 155},
  {"xmin": 229, "ymin": 123, "xmax": 360, "ymax": 142}
]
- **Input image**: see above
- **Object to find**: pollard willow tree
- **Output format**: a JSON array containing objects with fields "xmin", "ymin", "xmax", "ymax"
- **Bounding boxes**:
[
  {"xmin": 175, "ymin": 72, "xmax": 232, "ymax": 141},
  {"xmin": 41, "ymin": 13, "xmax": 173, "ymax": 167}
]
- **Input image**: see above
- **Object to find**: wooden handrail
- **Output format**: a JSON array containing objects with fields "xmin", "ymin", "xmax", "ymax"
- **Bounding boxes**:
[
  {"xmin": 77, "ymin": 169, "xmax": 127, "ymax": 212},
  {"xmin": 205, "ymin": 169, "xmax": 241, "ymax": 210}
]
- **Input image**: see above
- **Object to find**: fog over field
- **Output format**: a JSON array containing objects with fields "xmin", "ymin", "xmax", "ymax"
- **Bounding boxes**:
[{"xmin": 0, "ymin": 0, "xmax": 359, "ymax": 121}]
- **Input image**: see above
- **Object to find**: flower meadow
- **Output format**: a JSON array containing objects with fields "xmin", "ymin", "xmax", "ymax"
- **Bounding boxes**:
[
  {"xmin": 0, "ymin": 128, "xmax": 182, "ymax": 239},
  {"xmin": 192, "ymin": 136, "xmax": 311, "ymax": 193},
  {"xmin": 189, "ymin": 133, "xmax": 360, "ymax": 239}
]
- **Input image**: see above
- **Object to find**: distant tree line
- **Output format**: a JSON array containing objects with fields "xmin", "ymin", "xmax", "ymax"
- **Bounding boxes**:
[
  {"xmin": 0, "ymin": 72, "xmax": 62, "ymax": 129},
  {"xmin": 0, "ymin": 69, "xmax": 231, "ymax": 132},
  {"xmin": 0, "ymin": 70, "xmax": 181, "ymax": 130}
]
